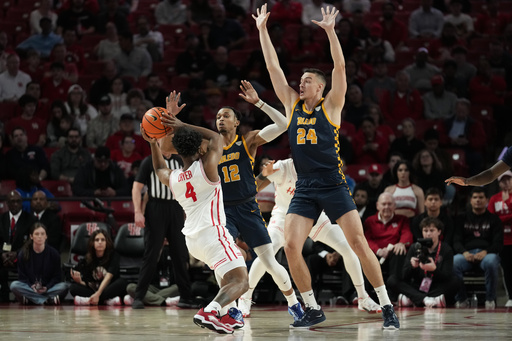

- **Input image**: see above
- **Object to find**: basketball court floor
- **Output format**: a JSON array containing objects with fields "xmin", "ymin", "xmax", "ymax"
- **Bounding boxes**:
[{"xmin": 0, "ymin": 303, "xmax": 510, "ymax": 340}]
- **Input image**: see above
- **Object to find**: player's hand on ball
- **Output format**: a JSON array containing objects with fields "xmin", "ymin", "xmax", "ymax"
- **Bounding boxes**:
[
  {"xmin": 161, "ymin": 112, "xmax": 185, "ymax": 131},
  {"xmin": 140, "ymin": 125, "xmax": 158, "ymax": 144}
]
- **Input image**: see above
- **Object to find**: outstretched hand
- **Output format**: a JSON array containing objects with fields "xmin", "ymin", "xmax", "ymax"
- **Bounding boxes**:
[
  {"xmin": 239, "ymin": 80, "xmax": 259, "ymax": 105},
  {"xmin": 312, "ymin": 6, "xmax": 339, "ymax": 31},
  {"xmin": 253, "ymin": 3, "xmax": 271, "ymax": 31},
  {"xmin": 261, "ymin": 160, "xmax": 279, "ymax": 177},
  {"xmin": 161, "ymin": 111, "xmax": 185, "ymax": 131},
  {"xmin": 166, "ymin": 91, "xmax": 186, "ymax": 116},
  {"xmin": 445, "ymin": 176, "xmax": 467, "ymax": 186}
]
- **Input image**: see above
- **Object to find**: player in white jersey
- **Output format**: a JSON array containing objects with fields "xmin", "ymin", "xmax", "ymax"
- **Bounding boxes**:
[
  {"xmin": 142, "ymin": 92, "xmax": 248, "ymax": 335},
  {"xmin": 238, "ymin": 159, "xmax": 381, "ymax": 316}
]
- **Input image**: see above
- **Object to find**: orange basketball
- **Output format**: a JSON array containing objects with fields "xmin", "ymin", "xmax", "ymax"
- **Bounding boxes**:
[{"xmin": 142, "ymin": 107, "xmax": 173, "ymax": 139}]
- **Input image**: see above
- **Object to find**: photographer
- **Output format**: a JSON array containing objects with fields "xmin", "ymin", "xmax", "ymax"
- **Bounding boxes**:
[{"xmin": 387, "ymin": 217, "xmax": 461, "ymax": 308}]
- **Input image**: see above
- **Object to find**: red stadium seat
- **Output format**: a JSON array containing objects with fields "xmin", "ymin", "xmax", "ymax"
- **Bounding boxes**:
[
  {"xmin": 109, "ymin": 201, "xmax": 135, "ymax": 227},
  {"xmin": 344, "ymin": 164, "xmax": 369, "ymax": 183},
  {"xmin": 0, "ymin": 101, "xmax": 18, "ymax": 121},
  {"xmin": 41, "ymin": 180, "xmax": 73, "ymax": 197},
  {"xmin": 0, "ymin": 201, "xmax": 8, "ymax": 214},
  {"xmin": 0, "ymin": 180, "xmax": 16, "ymax": 196},
  {"xmin": 59, "ymin": 201, "xmax": 96, "ymax": 240}
]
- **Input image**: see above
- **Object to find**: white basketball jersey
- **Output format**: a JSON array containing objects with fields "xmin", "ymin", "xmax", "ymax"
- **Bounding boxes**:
[
  {"xmin": 266, "ymin": 158, "xmax": 297, "ymax": 215},
  {"xmin": 169, "ymin": 159, "xmax": 226, "ymax": 236}
]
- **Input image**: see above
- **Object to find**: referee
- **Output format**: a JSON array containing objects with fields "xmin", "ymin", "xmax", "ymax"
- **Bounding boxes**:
[{"xmin": 131, "ymin": 151, "xmax": 196, "ymax": 309}]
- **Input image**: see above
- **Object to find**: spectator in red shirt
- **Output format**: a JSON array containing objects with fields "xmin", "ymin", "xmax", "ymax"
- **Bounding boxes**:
[
  {"xmin": 40, "ymin": 62, "xmax": 72, "ymax": 104},
  {"xmin": 291, "ymin": 25, "xmax": 323, "ymax": 63},
  {"xmin": 469, "ymin": 57, "xmax": 506, "ymax": 106},
  {"xmin": 474, "ymin": 0, "xmax": 509, "ymax": 37},
  {"xmin": 364, "ymin": 192, "xmax": 413, "ymax": 283},
  {"xmin": 105, "ymin": 113, "xmax": 150, "ymax": 157},
  {"xmin": 429, "ymin": 22, "xmax": 466, "ymax": 65},
  {"xmin": 271, "ymin": 0, "xmax": 303, "ymax": 27},
  {"xmin": 62, "ymin": 28, "xmax": 86, "ymax": 73},
  {"xmin": 111, "ymin": 135, "xmax": 142, "ymax": 178},
  {"xmin": 381, "ymin": 2, "xmax": 408, "ymax": 51},
  {"xmin": 6, "ymin": 95, "xmax": 47, "ymax": 147},
  {"xmin": 353, "ymin": 116, "xmax": 390, "ymax": 164},
  {"xmin": 380, "ymin": 70, "xmax": 423, "ymax": 124}
]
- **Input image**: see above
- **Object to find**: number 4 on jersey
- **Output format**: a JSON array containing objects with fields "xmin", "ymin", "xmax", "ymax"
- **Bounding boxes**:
[{"xmin": 185, "ymin": 182, "xmax": 197, "ymax": 202}]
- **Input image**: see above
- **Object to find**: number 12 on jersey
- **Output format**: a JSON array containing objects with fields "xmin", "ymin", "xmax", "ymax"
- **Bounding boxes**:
[
  {"xmin": 297, "ymin": 128, "xmax": 317, "ymax": 144},
  {"xmin": 185, "ymin": 182, "xmax": 197, "ymax": 202}
]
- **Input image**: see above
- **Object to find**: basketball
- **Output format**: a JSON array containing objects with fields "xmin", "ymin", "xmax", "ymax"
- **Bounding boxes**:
[{"xmin": 142, "ymin": 107, "xmax": 173, "ymax": 139}]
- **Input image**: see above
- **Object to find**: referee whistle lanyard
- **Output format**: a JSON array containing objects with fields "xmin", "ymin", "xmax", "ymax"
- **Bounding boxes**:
[{"xmin": 424, "ymin": 241, "xmax": 442, "ymax": 278}]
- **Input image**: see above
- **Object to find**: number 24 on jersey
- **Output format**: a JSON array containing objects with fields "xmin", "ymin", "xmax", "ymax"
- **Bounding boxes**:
[{"xmin": 297, "ymin": 128, "xmax": 317, "ymax": 144}]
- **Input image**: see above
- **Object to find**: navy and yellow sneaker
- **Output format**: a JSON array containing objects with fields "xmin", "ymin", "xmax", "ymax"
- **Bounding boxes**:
[
  {"xmin": 290, "ymin": 306, "xmax": 326, "ymax": 328},
  {"xmin": 382, "ymin": 304, "xmax": 400, "ymax": 330}
]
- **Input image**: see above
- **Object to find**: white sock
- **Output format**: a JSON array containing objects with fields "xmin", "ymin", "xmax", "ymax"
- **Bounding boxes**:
[
  {"xmin": 204, "ymin": 301, "xmax": 222, "ymax": 314},
  {"xmin": 285, "ymin": 291, "xmax": 299, "ymax": 307},
  {"xmin": 301, "ymin": 290, "xmax": 319, "ymax": 309},
  {"xmin": 375, "ymin": 285, "xmax": 392, "ymax": 307},
  {"xmin": 243, "ymin": 287, "xmax": 255, "ymax": 301},
  {"xmin": 355, "ymin": 284, "xmax": 367, "ymax": 300},
  {"xmin": 220, "ymin": 300, "xmax": 236, "ymax": 315}
]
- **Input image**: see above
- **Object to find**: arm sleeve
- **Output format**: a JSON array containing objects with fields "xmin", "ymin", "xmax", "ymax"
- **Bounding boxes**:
[{"xmin": 257, "ymin": 101, "xmax": 288, "ymax": 142}]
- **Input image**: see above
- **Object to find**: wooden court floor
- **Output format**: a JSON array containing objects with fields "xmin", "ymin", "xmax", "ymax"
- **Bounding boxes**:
[{"xmin": 0, "ymin": 303, "xmax": 510, "ymax": 341}]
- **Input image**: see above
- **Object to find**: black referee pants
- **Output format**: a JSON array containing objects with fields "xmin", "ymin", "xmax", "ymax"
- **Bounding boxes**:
[{"xmin": 135, "ymin": 199, "xmax": 192, "ymax": 300}]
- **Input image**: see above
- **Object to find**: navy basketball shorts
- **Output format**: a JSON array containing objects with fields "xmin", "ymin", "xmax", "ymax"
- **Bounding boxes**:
[{"xmin": 224, "ymin": 199, "xmax": 272, "ymax": 249}]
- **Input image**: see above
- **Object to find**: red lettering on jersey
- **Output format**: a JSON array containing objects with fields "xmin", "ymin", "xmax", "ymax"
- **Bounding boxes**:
[
  {"xmin": 286, "ymin": 187, "xmax": 295, "ymax": 196},
  {"xmin": 178, "ymin": 170, "xmax": 193, "ymax": 182}
]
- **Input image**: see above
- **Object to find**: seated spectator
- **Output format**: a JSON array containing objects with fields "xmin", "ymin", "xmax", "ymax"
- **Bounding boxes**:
[
  {"xmin": 113, "ymin": 31, "xmax": 152, "ymax": 80},
  {"xmin": 31, "ymin": 191, "xmax": 62, "ymax": 251},
  {"xmin": 143, "ymin": 74, "xmax": 167, "ymax": 108},
  {"xmin": 382, "ymin": 152, "xmax": 403, "ymax": 186},
  {"xmin": 429, "ymin": 22, "xmax": 465, "ymax": 65},
  {"xmin": 5, "ymin": 127, "xmax": 50, "ymax": 181},
  {"xmin": 451, "ymin": 46, "xmax": 476, "ymax": 88},
  {"xmin": 364, "ymin": 24, "xmax": 395, "ymax": 64},
  {"xmin": 239, "ymin": 50, "xmax": 274, "ymax": 93},
  {"xmin": 380, "ymin": 2, "xmax": 407, "ymax": 51},
  {"xmin": 123, "ymin": 88, "xmax": 146, "ymax": 118},
  {"xmin": 0, "ymin": 54, "xmax": 32, "ymax": 102},
  {"xmin": 343, "ymin": 0, "xmax": 370, "ymax": 13},
  {"xmin": 364, "ymin": 192, "xmax": 413, "ymax": 287},
  {"xmin": 62, "ymin": 28, "xmax": 85, "ymax": 74},
  {"xmin": 70, "ymin": 229, "xmax": 127, "ymax": 305},
  {"xmin": 444, "ymin": 0, "xmax": 474, "ymax": 40},
  {"xmin": 15, "ymin": 166, "xmax": 56, "ymax": 213},
  {"xmin": 404, "ymin": 48, "xmax": 441, "ymax": 92},
  {"xmin": 453, "ymin": 187, "xmax": 503, "ymax": 309},
  {"xmin": 44, "ymin": 43, "xmax": 78, "ymax": 84},
  {"xmin": 95, "ymin": 0, "xmax": 130, "ymax": 34},
  {"xmin": 380, "ymin": 71, "xmax": 423, "ymax": 124},
  {"xmin": 440, "ymin": 59, "xmax": 466, "ymax": 98},
  {"xmin": 108, "ymin": 77, "xmax": 129, "ymax": 118},
  {"xmin": 20, "ymin": 50, "xmax": 44, "ymax": 83},
  {"xmin": 23, "ymin": 81, "xmax": 51, "ymax": 123},
  {"xmin": 10, "ymin": 222, "xmax": 68, "ymax": 305},
  {"xmin": 487, "ymin": 40, "xmax": 512, "ymax": 90},
  {"xmin": 0, "ymin": 191, "xmax": 36, "ymax": 302},
  {"xmin": 438, "ymin": 98, "xmax": 486, "ymax": 175},
  {"xmin": 267, "ymin": 0, "xmax": 302, "ymax": 27},
  {"xmin": 345, "ymin": 59, "xmax": 366, "ymax": 90},
  {"xmin": 56, "ymin": 0, "xmax": 96, "ymax": 35},
  {"xmin": 469, "ymin": 57, "xmax": 506, "ymax": 107},
  {"xmin": 203, "ymin": 46, "xmax": 240, "ymax": 92},
  {"xmin": 384, "ymin": 160, "xmax": 425, "ymax": 218},
  {"xmin": 343, "ymin": 85, "xmax": 370, "ymax": 129},
  {"xmin": 368, "ymin": 104, "xmax": 395, "ymax": 144},
  {"xmin": 354, "ymin": 163, "xmax": 389, "ymax": 212},
  {"xmin": 423, "ymin": 128, "xmax": 453, "ymax": 175},
  {"xmin": 40, "ymin": 62, "xmax": 72, "ymax": 104},
  {"xmin": 423, "ymin": 75, "xmax": 457, "ymax": 120},
  {"xmin": 72, "ymin": 146, "xmax": 130, "ymax": 197},
  {"xmin": 89, "ymin": 60, "xmax": 131, "ymax": 106},
  {"xmin": 412, "ymin": 149, "xmax": 453, "ymax": 204},
  {"xmin": 353, "ymin": 186, "xmax": 376, "ymax": 224},
  {"xmin": 86, "ymin": 95, "xmax": 119, "ymax": 148},
  {"xmin": 65, "ymin": 84, "xmax": 98, "ymax": 136},
  {"xmin": 350, "ymin": 10, "xmax": 370, "ymax": 41},
  {"xmin": 134, "ymin": 15, "xmax": 164, "ymax": 62},
  {"xmin": 487, "ymin": 171, "xmax": 512, "ymax": 308},
  {"xmin": 387, "ymin": 217, "xmax": 460, "ymax": 308},
  {"xmin": 0, "ymin": 138, "xmax": 6, "ymax": 180},
  {"xmin": 352, "ymin": 116, "xmax": 389, "ymax": 164},
  {"xmin": 94, "ymin": 22, "xmax": 121, "ymax": 61},
  {"xmin": 111, "ymin": 136, "xmax": 142, "ymax": 178},
  {"xmin": 411, "ymin": 187, "xmax": 454, "ymax": 245},
  {"xmin": 106, "ymin": 113, "xmax": 149, "ymax": 156},
  {"xmin": 474, "ymin": 0, "xmax": 508, "ymax": 37},
  {"xmin": 175, "ymin": 34, "xmax": 212, "ymax": 79},
  {"xmin": 408, "ymin": 0, "xmax": 444, "ymax": 39},
  {"xmin": 29, "ymin": 0, "xmax": 58, "ymax": 35},
  {"xmin": 207, "ymin": 4, "xmax": 247, "ymax": 50},
  {"xmin": 46, "ymin": 100, "xmax": 73, "ymax": 148},
  {"xmin": 50, "ymin": 128, "xmax": 92, "ymax": 183},
  {"xmin": 363, "ymin": 60, "xmax": 395, "ymax": 105},
  {"xmin": 6, "ymin": 95, "xmax": 47, "ymax": 147},
  {"xmin": 17, "ymin": 18, "xmax": 63, "ymax": 59},
  {"xmin": 291, "ymin": 26, "xmax": 323, "ymax": 63},
  {"xmin": 133, "ymin": 100, "xmax": 153, "ymax": 136},
  {"xmin": 330, "ymin": 19, "xmax": 361, "ymax": 62},
  {"xmin": 0, "ymin": 32, "xmax": 9, "ymax": 74},
  {"xmin": 389, "ymin": 118, "xmax": 426, "ymax": 162},
  {"xmin": 155, "ymin": 0, "xmax": 187, "ymax": 25},
  {"xmin": 186, "ymin": 0, "xmax": 213, "ymax": 27}
]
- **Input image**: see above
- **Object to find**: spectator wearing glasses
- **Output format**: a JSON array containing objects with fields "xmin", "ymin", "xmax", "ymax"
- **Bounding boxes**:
[{"xmin": 50, "ymin": 128, "xmax": 92, "ymax": 184}]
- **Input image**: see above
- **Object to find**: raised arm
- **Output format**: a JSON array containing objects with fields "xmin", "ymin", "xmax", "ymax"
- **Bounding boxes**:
[
  {"xmin": 254, "ymin": 4, "xmax": 298, "ymax": 112},
  {"xmin": 314, "ymin": 7, "xmax": 345, "ymax": 122}
]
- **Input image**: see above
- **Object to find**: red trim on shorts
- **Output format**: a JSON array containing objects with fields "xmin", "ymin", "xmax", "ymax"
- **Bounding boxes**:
[
  {"xmin": 216, "ymin": 225, "xmax": 233, "ymax": 261},
  {"xmin": 213, "ymin": 258, "xmax": 227, "ymax": 269}
]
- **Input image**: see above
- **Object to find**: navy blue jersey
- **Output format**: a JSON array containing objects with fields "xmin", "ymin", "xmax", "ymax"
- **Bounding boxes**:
[
  {"xmin": 288, "ymin": 98, "xmax": 346, "ymax": 184},
  {"xmin": 502, "ymin": 146, "xmax": 512, "ymax": 167},
  {"xmin": 218, "ymin": 135, "xmax": 257, "ymax": 202}
]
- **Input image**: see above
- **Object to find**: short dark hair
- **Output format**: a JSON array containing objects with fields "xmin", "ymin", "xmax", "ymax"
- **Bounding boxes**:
[
  {"xmin": 220, "ymin": 106, "xmax": 242, "ymax": 122},
  {"xmin": 425, "ymin": 187, "xmax": 443, "ymax": 199},
  {"xmin": 18, "ymin": 94, "xmax": 37, "ymax": 107},
  {"xmin": 303, "ymin": 68, "xmax": 326, "ymax": 86},
  {"xmin": 172, "ymin": 126, "xmax": 203, "ymax": 157},
  {"xmin": 119, "ymin": 30, "xmax": 133, "ymax": 40},
  {"xmin": 471, "ymin": 187, "xmax": 487, "ymax": 198},
  {"xmin": 50, "ymin": 61, "xmax": 65, "ymax": 70},
  {"xmin": 419, "ymin": 217, "xmax": 444, "ymax": 232},
  {"xmin": 68, "ymin": 127, "xmax": 81, "ymax": 136}
]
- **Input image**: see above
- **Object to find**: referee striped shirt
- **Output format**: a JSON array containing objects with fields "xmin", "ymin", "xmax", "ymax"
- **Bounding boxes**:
[{"xmin": 136, "ymin": 155, "xmax": 183, "ymax": 200}]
